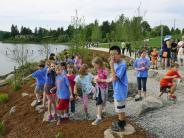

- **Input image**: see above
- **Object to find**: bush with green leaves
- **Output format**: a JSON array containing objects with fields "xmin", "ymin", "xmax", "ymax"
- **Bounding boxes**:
[
  {"xmin": 0, "ymin": 93, "xmax": 9, "ymax": 103},
  {"xmin": 55, "ymin": 132, "xmax": 64, "ymax": 138},
  {"xmin": 0, "ymin": 121, "xmax": 5, "ymax": 136}
]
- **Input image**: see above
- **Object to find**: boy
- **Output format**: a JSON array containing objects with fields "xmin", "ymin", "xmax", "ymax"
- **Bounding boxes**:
[
  {"xmin": 55, "ymin": 65, "xmax": 73, "ymax": 125},
  {"xmin": 159, "ymin": 63, "xmax": 183, "ymax": 100},
  {"xmin": 109, "ymin": 46, "xmax": 128, "ymax": 132},
  {"xmin": 31, "ymin": 63, "xmax": 46, "ymax": 106}
]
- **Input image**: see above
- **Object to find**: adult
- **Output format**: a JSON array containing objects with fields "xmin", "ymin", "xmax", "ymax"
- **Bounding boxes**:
[
  {"xmin": 162, "ymin": 35, "xmax": 172, "ymax": 69},
  {"xmin": 121, "ymin": 42, "xmax": 126, "ymax": 55},
  {"xmin": 177, "ymin": 36, "xmax": 184, "ymax": 66},
  {"xmin": 133, "ymin": 51, "xmax": 150, "ymax": 101},
  {"xmin": 170, "ymin": 39, "xmax": 178, "ymax": 63}
]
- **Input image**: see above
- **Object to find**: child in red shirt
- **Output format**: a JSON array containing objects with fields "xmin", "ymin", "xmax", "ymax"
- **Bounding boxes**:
[
  {"xmin": 159, "ymin": 63, "xmax": 183, "ymax": 100},
  {"xmin": 66, "ymin": 64, "xmax": 76, "ymax": 115}
]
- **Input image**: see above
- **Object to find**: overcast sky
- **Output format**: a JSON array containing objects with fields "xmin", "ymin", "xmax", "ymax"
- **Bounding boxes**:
[{"xmin": 0, "ymin": 0, "xmax": 184, "ymax": 31}]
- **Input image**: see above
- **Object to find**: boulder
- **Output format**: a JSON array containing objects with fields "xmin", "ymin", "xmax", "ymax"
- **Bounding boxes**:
[
  {"xmin": 139, "ymin": 96, "xmax": 163, "ymax": 115},
  {"xmin": 31, "ymin": 100, "xmax": 37, "ymax": 107},
  {"xmin": 21, "ymin": 92, "xmax": 29, "ymax": 97},
  {"xmin": 0, "ymin": 80, "xmax": 7, "ymax": 86},
  {"xmin": 5, "ymin": 74, "xmax": 15, "ymax": 81},
  {"xmin": 9, "ymin": 106, "xmax": 16, "ymax": 115},
  {"xmin": 104, "ymin": 124, "xmax": 135, "ymax": 138}
]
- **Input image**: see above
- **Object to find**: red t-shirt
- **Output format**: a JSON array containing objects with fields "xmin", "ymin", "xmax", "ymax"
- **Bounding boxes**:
[
  {"xmin": 66, "ymin": 74, "xmax": 76, "ymax": 95},
  {"xmin": 160, "ymin": 70, "xmax": 181, "ymax": 86}
]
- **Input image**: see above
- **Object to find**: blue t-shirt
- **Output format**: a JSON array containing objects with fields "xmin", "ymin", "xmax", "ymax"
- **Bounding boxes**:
[
  {"xmin": 74, "ymin": 73, "xmax": 94, "ymax": 95},
  {"xmin": 133, "ymin": 57, "xmax": 150, "ymax": 77},
  {"xmin": 56, "ymin": 74, "xmax": 70, "ymax": 99},
  {"xmin": 113, "ymin": 60, "xmax": 128, "ymax": 101},
  {"xmin": 32, "ymin": 68, "xmax": 46, "ymax": 86}
]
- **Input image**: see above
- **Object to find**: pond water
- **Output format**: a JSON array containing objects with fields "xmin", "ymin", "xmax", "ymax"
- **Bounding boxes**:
[{"xmin": 0, "ymin": 42, "xmax": 68, "ymax": 76}]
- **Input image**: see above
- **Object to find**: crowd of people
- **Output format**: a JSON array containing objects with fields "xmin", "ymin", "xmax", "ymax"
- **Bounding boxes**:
[{"xmin": 31, "ymin": 35, "xmax": 184, "ymax": 132}]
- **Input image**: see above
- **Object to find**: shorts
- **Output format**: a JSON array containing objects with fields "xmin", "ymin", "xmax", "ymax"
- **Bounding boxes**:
[
  {"xmin": 114, "ymin": 99, "xmax": 126, "ymax": 113},
  {"xmin": 35, "ymin": 85, "xmax": 44, "ymax": 93},
  {"xmin": 96, "ymin": 87, "xmax": 108, "ymax": 106},
  {"xmin": 160, "ymin": 86, "xmax": 171, "ymax": 93},
  {"xmin": 44, "ymin": 84, "xmax": 56, "ymax": 96},
  {"xmin": 56, "ymin": 99, "xmax": 69, "ymax": 110}
]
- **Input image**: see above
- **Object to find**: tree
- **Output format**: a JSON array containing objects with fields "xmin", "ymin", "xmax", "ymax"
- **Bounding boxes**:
[
  {"xmin": 182, "ymin": 28, "xmax": 184, "ymax": 35},
  {"xmin": 101, "ymin": 21, "xmax": 111, "ymax": 42},
  {"xmin": 141, "ymin": 21, "xmax": 151, "ymax": 36},
  {"xmin": 91, "ymin": 20, "xmax": 101, "ymax": 42},
  {"xmin": 175, "ymin": 28, "xmax": 181, "ymax": 35},
  {"xmin": 11, "ymin": 24, "xmax": 19, "ymax": 37}
]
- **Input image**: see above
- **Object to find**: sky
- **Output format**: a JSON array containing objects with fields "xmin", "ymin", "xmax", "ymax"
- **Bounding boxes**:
[{"xmin": 0, "ymin": 0, "xmax": 184, "ymax": 32}]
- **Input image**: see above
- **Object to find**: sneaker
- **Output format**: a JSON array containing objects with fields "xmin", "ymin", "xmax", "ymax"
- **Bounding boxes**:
[
  {"xmin": 48, "ymin": 115, "xmax": 53, "ymax": 122},
  {"xmin": 135, "ymin": 97, "xmax": 143, "ymax": 102},
  {"xmin": 169, "ymin": 95, "xmax": 177, "ymax": 101},
  {"xmin": 53, "ymin": 114, "xmax": 58, "ymax": 120},
  {"xmin": 91, "ymin": 118, "xmax": 102, "ymax": 125}
]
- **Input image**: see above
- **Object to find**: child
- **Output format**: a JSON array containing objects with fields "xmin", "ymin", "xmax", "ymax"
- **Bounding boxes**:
[
  {"xmin": 74, "ymin": 64, "xmax": 96, "ymax": 119},
  {"xmin": 133, "ymin": 50, "xmax": 150, "ymax": 101},
  {"xmin": 55, "ymin": 65, "xmax": 73, "ymax": 125},
  {"xmin": 45, "ymin": 61, "xmax": 57, "ymax": 122},
  {"xmin": 66, "ymin": 64, "xmax": 76, "ymax": 116},
  {"xmin": 61, "ymin": 62, "xmax": 68, "ymax": 75},
  {"xmin": 74, "ymin": 54, "xmax": 82, "ymax": 70},
  {"xmin": 91, "ymin": 57, "xmax": 109, "ymax": 125},
  {"xmin": 109, "ymin": 46, "xmax": 128, "ymax": 132},
  {"xmin": 151, "ymin": 48, "xmax": 158, "ymax": 69},
  {"xmin": 159, "ymin": 63, "xmax": 183, "ymax": 100},
  {"xmin": 31, "ymin": 63, "xmax": 46, "ymax": 106}
]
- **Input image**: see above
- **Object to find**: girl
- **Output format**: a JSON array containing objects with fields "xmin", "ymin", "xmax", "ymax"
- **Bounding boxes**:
[
  {"xmin": 45, "ymin": 61, "xmax": 57, "ymax": 122},
  {"xmin": 74, "ymin": 54, "xmax": 82, "ymax": 70},
  {"xmin": 91, "ymin": 57, "xmax": 109, "ymax": 125},
  {"xmin": 162, "ymin": 35, "xmax": 171, "ymax": 69},
  {"xmin": 151, "ymin": 48, "xmax": 159, "ymax": 69},
  {"xmin": 66, "ymin": 64, "xmax": 76, "ymax": 116},
  {"xmin": 55, "ymin": 65, "xmax": 73, "ymax": 125},
  {"xmin": 74, "ymin": 64, "xmax": 95, "ymax": 119}
]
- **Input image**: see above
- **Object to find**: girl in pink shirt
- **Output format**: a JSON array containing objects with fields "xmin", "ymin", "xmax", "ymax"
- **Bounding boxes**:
[{"xmin": 92, "ymin": 57, "xmax": 109, "ymax": 125}]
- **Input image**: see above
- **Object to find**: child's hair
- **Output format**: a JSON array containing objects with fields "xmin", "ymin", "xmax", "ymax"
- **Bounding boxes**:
[
  {"xmin": 171, "ymin": 63, "xmax": 179, "ymax": 68},
  {"xmin": 79, "ymin": 64, "xmax": 88, "ymax": 77},
  {"xmin": 47, "ymin": 60, "xmax": 56, "ymax": 67},
  {"xmin": 38, "ymin": 62, "xmax": 45, "ymax": 68},
  {"xmin": 67, "ymin": 64, "xmax": 77, "ymax": 74},
  {"xmin": 60, "ymin": 62, "xmax": 67, "ymax": 68},
  {"xmin": 55, "ymin": 64, "xmax": 62, "ymax": 71},
  {"xmin": 109, "ymin": 45, "xmax": 121, "ymax": 54},
  {"xmin": 92, "ymin": 57, "xmax": 104, "ymax": 68}
]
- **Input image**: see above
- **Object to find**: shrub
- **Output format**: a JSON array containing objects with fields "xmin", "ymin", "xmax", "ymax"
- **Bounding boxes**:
[
  {"xmin": 12, "ymin": 82, "xmax": 21, "ymax": 92},
  {"xmin": 55, "ymin": 132, "xmax": 64, "ymax": 138},
  {"xmin": 0, "ymin": 121, "xmax": 5, "ymax": 136},
  {"xmin": 0, "ymin": 93, "xmax": 9, "ymax": 103}
]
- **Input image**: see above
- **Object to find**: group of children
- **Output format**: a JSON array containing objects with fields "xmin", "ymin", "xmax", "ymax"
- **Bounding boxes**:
[
  {"xmin": 31, "ymin": 44, "xmax": 183, "ymax": 132},
  {"xmin": 31, "ymin": 46, "xmax": 128, "ymax": 132}
]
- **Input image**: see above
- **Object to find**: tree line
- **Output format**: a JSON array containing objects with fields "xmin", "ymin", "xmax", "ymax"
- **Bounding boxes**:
[{"xmin": 0, "ymin": 14, "xmax": 184, "ymax": 43}]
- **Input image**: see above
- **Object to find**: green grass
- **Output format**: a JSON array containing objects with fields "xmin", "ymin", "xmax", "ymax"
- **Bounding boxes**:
[
  {"xmin": 0, "ymin": 121, "xmax": 5, "ymax": 136},
  {"xmin": 0, "ymin": 93, "xmax": 9, "ymax": 104}
]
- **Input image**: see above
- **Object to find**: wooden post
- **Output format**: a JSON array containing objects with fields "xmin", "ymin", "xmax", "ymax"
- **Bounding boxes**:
[{"xmin": 14, "ymin": 66, "xmax": 16, "ymax": 86}]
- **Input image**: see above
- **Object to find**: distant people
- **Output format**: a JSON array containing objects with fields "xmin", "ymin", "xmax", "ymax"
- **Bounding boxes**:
[
  {"xmin": 171, "ymin": 39, "xmax": 178, "ymax": 63},
  {"xmin": 148, "ymin": 47, "xmax": 153, "ymax": 61},
  {"xmin": 133, "ymin": 50, "xmax": 150, "ymax": 101},
  {"xmin": 162, "ymin": 35, "xmax": 172, "ymax": 69},
  {"xmin": 60, "ymin": 62, "xmax": 68, "ymax": 75},
  {"xmin": 74, "ymin": 54, "xmax": 82, "ymax": 70},
  {"xmin": 126, "ymin": 43, "xmax": 132, "ymax": 57},
  {"xmin": 109, "ymin": 46, "xmax": 128, "ymax": 132},
  {"xmin": 159, "ymin": 63, "xmax": 183, "ymax": 100},
  {"xmin": 151, "ymin": 48, "xmax": 159, "ymax": 69},
  {"xmin": 121, "ymin": 42, "xmax": 126, "ymax": 55},
  {"xmin": 49, "ymin": 53, "xmax": 56, "ymax": 60},
  {"xmin": 91, "ymin": 57, "xmax": 109, "ymax": 125},
  {"xmin": 177, "ymin": 36, "xmax": 184, "ymax": 66}
]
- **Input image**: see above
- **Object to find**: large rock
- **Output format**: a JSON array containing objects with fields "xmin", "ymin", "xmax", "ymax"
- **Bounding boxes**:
[
  {"xmin": 139, "ymin": 96, "xmax": 163, "ymax": 115},
  {"xmin": 5, "ymin": 74, "xmax": 15, "ymax": 81},
  {"xmin": 0, "ymin": 80, "xmax": 7, "ymax": 86},
  {"xmin": 104, "ymin": 124, "xmax": 135, "ymax": 138}
]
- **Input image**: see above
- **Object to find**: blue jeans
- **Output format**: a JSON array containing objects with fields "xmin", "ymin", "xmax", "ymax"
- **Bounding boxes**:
[{"xmin": 137, "ymin": 77, "xmax": 147, "ymax": 92}]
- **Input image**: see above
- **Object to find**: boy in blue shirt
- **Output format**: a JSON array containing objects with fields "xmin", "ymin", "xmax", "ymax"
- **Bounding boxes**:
[
  {"xmin": 109, "ymin": 46, "xmax": 128, "ymax": 132},
  {"xmin": 32, "ymin": 63, "xmax": 46, "ymax": 106},
  {"xmin": 133, "ymin": 51, "xmax": 150, "ymax": 101}
]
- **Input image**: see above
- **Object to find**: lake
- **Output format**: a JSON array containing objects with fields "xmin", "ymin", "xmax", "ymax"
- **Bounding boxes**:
[{"xmin": 0, "ymin": 42, "xmax": 68, "ymax": 76}]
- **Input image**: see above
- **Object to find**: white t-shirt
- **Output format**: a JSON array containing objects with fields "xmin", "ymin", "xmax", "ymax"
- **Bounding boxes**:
[{"xmin": 178, "ymin": 41, "xmax": 184, "ymax": 57}]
